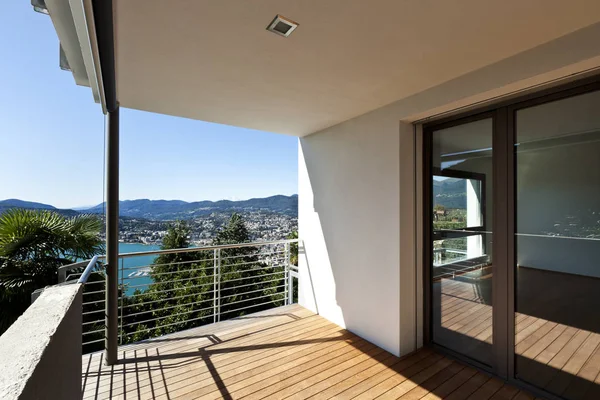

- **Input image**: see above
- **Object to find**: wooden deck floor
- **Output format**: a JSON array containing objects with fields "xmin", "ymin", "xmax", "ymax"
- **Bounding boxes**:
[
  {"xmin": 434, "ymin": 270, "xmax": 600, "ymax": 400},
  {"xmin": 82, "ymin": 305, "xmax": 536, "ymax": 400}
]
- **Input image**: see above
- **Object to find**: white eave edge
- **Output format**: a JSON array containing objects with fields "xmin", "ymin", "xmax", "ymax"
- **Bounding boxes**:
[{"xmin": 45, "ymin": 0, "xmax": 107, "ymax": 113}]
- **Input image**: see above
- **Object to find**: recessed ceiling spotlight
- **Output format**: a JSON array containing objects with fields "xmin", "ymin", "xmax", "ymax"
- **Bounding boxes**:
[{"xmin": 266, "ymin": 15, "xmax": 298, "ymax": 37}]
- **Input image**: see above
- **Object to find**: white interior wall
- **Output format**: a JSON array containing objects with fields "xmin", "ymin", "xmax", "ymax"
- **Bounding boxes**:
[
  {"xmin": 455, "ymin": 157, "xmax": 494, "ymax": 258},
  {"xmin": 516, "ymin": 141, "xmax": 600, "ymax": 278},
  {"xmin": 516, "ymin": 90, "xmax": 600, "ymax": 278}
]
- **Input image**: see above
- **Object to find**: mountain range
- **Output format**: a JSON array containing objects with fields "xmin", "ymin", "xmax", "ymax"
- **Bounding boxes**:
[
  {"xmin": 433, "ymin": 178, "xmax": 467, "ymax": 209},
  {"xmin": 0, "ymin": 194, "xmax": 298, "ymax": 220}
]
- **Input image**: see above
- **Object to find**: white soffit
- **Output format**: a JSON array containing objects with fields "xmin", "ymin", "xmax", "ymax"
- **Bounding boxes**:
[
  {"xmin": 45, "ymin": 0, "xmax": 103, "ymax": 108},
  {"xmin": 114, "ymin": 0, "xmax": 600, "ymax": 136}
]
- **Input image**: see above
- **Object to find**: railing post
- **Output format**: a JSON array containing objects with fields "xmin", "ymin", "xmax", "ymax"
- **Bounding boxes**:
[
  {"xmin": 213, "ymin": 249, "xmax": 218, "ymax": 324},
  {"xmin": 119, "ymin": 257, "xmax": 124, "ymax": 345},
  {"xmin": 217, "ymin": 249, "xmax": 221, "ymax": 322},
  {"xmin": 104, "ymin": 106, "xmax": 119, "ymax": 365},
  {"xmin": 213, "ymin": 249, "xmax": 221, "ymax": 323},
  {"xmin": 285, "ymin": 243, "xmax": 291, "ymax": 305}
]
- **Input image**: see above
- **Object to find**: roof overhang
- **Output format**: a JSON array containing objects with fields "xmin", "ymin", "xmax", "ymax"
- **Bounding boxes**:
[
  {"xmin": 43, "ymin": 0, "xmax": 105, "ymax": 111},
  {"xmin": 39, "ymin": 1, "xmax": 600, "ymax": 136}
]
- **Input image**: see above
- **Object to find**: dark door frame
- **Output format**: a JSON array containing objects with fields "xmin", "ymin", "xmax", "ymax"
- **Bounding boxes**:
[{"xmin": 421, "ymin": 73, "xmax": 600, "ymax": 400}]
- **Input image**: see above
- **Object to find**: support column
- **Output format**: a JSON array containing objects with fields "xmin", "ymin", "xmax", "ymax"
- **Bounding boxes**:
[{"xmin": 105, "ymin": 106, "xmax": 119, "ymax": 365}]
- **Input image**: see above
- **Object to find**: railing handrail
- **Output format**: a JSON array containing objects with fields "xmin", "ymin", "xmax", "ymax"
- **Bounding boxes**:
[
  {"xmin": 101, "ymin": 238, "xmax": 299, "ymax": 259},
  {"xmin": 57, "ymin": 260, "xmax": 89, "ymax": 282},
  {"xmin": 57, "ymin": 239, "xmax": 300, "ymax": 282},
  {"xmin": 77, "ymin": 256, "xmax": 100, "ymax": 284},
  {"xmin": 78, "ymin": 238, "xmax": 300, "ymax": 348},
  {"xmin": 433, "ymin": 248, "xmax": 467, "ymax": 254}
]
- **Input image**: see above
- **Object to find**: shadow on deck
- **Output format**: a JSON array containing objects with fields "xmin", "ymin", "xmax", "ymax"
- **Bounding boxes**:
[{"xmin": 82, "ymin": 304, "xmax": 538, "ymax": 400}]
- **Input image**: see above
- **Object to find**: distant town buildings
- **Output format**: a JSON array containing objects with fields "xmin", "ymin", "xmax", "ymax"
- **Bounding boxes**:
[{"xmin": 105, "ymin": 211, "xmax": 297, "ymax": 245}]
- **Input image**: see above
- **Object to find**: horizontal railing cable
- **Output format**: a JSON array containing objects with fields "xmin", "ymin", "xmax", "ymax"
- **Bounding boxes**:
[{"xmin": 77, "ymin": 239, "xmax": 299, "ymax": 352}]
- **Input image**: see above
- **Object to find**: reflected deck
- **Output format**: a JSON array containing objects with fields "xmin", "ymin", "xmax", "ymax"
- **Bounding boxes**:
[
  {"xmin": 434, "ymin": 268, "xmax": 600, "ymax": 400},
  {"xmin": 82, "ymin": 304, "xmax": 534, "ymax": 399}
]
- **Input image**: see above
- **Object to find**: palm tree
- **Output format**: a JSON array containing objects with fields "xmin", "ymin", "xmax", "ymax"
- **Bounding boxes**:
[{"xmin": 0, "ymin": 208, "xmax": 104, "ymax": 333}]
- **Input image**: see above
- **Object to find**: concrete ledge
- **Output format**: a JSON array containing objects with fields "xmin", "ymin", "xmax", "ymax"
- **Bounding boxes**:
[{"xmin": 0, "ymin": 284, "xmax": 83, "ymax": 400}]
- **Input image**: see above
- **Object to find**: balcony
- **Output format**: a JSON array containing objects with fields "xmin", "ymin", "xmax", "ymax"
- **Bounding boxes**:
[
  {"xmin": 80, "ymin": 304, "xmax": 535, "ymax": 400},
  {"xmin": 1, "ymin": 240, "xmax": 536, "ymax": 400}
]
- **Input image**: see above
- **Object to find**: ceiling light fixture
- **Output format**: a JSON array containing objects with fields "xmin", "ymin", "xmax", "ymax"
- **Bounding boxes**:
[{"xmin": 266, "ymin": 15, "xmax": 298, "ymax": 37}]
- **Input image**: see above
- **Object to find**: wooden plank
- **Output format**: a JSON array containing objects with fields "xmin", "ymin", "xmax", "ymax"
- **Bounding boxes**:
[
  {"xmin": 164, "ymin": 329, "xmax": 364, "ymax": 399},
  {"xmin": 533, "ymin": 326, "xmax": 578, "ymax": 365},
  {"xmin": 80, "ymin": 305, "xmax": 538, "ymax": 400},
  {"xmin": 488, "ymin": 384, "xmax": 520, "ymax": 400},
  {"xmin": 515, "ymin": 319, "xmax": 550, "ymax": 346},
  {"xmin": 515, "ymin": 321, "xmax": 557, "ymax": 355},
  {"xmin": 420, "ymin": 366, "xmax": 478, "ymax": 400},
  {"xmin": 520, "ymin": 323, "xmax": 567, "ymax": 361},
  {"xmin": 512, "ymin": 392, "xmax": 535, "ymax": 400},
  {"xmin": 332, "ymin": 349, "xmax": 436, "ymax": 399},
  {"xmin": 395, "ymin": 361, "xmax": 465, "ymax": 400},
  {"xmin": 374, "ymin": 357, "xmax": 454, "ymax": 399},
  {"xmin": 444, "ymin": 372, "xmax": 491, "ymax": 400},
  {"xmin": 463, "ymin": 376, "xmax": 503, "ymax": 400},
  {"xmin": 310, "ymin": 349, "xmax": 432, "ymax": 399},
  {"xmin": 84, "ymin": 309, "xmax": 324, "ymax": 398},
  {"xmin": 86, "ymin": 313, "xmax": 333, "ymax": 398},
  {"xmin": 83, "ymin": 304, "xmax": 314, "ymax": 370},
  {"xmin": 516, "ymin": 326, "xmax": 579, "ymax": 389},
  {"xmin": 281, "ymin": 351, "xmax": 397, "ymax": 399},
  {"xmin": 197, "ymin": 340, "xmax": 380, "ymax": 400},
  {"xmin": 351, "ymin": 353, "xmax": 445, "ymax": 400},
  {"xmin": 245, "ymin": 343, "xmax": 386, "ymax": 400},
  {"xmin": 128, "ymin": 324, "xmax": 348, "ymax": 399},
  {"xmin": 546, "ymin": 332, "xmax": 600, "ymax": 395}
]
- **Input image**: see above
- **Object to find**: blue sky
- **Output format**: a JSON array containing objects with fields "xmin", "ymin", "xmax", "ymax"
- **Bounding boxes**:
[{"xmin": 0, "ymin": 3, "xmax": 298, "ymax": 209}]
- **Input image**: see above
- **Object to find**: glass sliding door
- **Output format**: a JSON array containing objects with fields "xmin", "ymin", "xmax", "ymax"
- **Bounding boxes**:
[
  {"xmin": 514, "ymin": 89, "xmax": 600, "ymax": 399},
  {"xmin": 425, "ymin": 77, "xmax": 600, "ymax": 398},
  {"xmin": 430, "ymin": 117, "xmax": 494, "ymax": 365}
]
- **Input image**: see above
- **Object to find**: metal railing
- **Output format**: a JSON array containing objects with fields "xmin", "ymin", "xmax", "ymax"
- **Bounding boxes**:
[
  {"xmin": 432, "ymin": 247, "xmax": 468, "ymax": 266},
  {"xmin": 78, "ymin": 256, "xmax": 100, "ymax": 284},
  {"xmin": 61, "ymin": 239, "xmax": 299, "ymax": 351},
  {"xmin": 432, "ymin": 247, "xmax": 492, "ymax": 280}
]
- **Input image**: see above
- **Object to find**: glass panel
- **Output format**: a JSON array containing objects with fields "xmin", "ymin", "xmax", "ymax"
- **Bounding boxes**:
[
  {"xmin": 515, "ymin": 90, "xmax": 600, "ymax": 399},
  {"xmin": 431, "ymin": 118, "xmax": 493, "ymax": 365}
]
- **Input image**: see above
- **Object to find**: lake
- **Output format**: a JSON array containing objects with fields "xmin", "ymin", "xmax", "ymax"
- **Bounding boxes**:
[{"xmin": 118, "ymin": 243, "xmax": 161, "ymax": 296}]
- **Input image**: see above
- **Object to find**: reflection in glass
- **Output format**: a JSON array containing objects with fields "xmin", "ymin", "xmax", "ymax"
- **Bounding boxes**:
[
  {"xmin": 515, "ymin": 90, "xmax": 600, "ymax": 399},
  {"xmin": 431, "ymin": 118, "xmax": 493, "ymax": 365}
]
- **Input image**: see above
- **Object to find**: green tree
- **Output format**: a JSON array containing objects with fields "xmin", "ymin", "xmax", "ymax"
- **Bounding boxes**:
[
  {"xmin": 119, "ymin": 214, "xmax": 286, "ymax": 344},
  {"xmin": 120, "ymin": 221, "xmax": 213, "ymax": 343},
  {"xmin": 287, "ymin": 231, "xmax": 298, "ymax": 266},
  {"xmin": 0, "ymin": 209, "xmax": 103, "ymax": 333},
  {"xmin": 213, "ymin": 213, "xmax": 283, "ymax": 317}
]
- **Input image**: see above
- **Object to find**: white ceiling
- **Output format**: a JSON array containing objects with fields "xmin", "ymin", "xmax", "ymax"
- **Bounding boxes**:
[{"xmin": 114, "ymin": 0, "xmax": 600, "ymax": 136}]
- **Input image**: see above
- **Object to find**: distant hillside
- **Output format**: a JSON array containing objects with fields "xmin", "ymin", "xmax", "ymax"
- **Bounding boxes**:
[
  {"xmin": 433, "ymin": 178, "xmax": 466, "ymax": 209},
  {"xmin": 0, "ymin": 195, "xmax": 298, "ymax": 220},
  {"xmin": 0, "ymin": 199, "xmax": 56, "ymax": 210},
  {"xmin": 0, "ymin": 199, "xmax": 80, "ymax": 217},
  {"xmin": 83, "ymin": 194, "xmax": 298, "ymax": 220}
]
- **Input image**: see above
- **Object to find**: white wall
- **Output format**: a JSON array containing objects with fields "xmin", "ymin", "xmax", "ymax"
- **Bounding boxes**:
[
  {"xmin": 297, "ymin": 25, "xmax": 600, "ymax": 357},
  {"xmin": 298, "ymin": 107, "xmax": 417, "ymax": 356}
]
